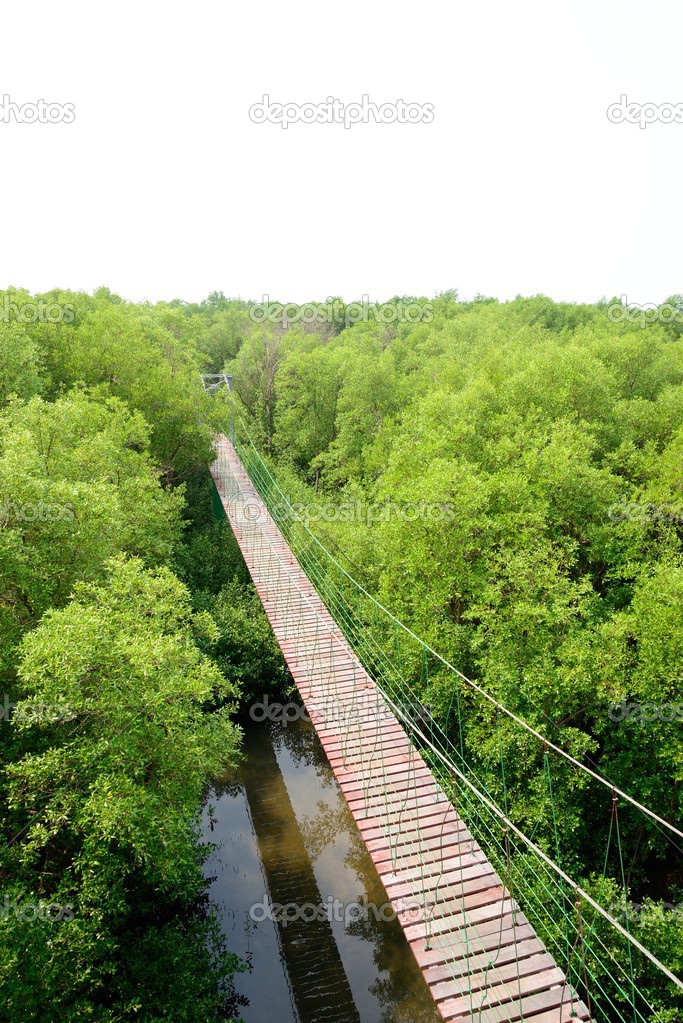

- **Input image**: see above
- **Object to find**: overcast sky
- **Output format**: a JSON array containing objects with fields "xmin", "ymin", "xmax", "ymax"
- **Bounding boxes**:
[{"xmin": 2, "ymin": 0, "xmax": 680, "ymax": 307}]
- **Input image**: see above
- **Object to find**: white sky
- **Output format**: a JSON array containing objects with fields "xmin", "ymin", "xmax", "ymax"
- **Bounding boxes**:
[{"xmin": 1, "ymin": 0, "xmax": 681, "ymax": 307}]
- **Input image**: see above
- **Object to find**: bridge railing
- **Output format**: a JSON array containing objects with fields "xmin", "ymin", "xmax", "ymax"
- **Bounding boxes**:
[{"xmin": 223, "ymin": 416, "xmax": 683, "ymax": 1023}]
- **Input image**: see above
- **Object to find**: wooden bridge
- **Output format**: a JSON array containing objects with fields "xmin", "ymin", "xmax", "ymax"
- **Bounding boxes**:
[{"xmin": 211, "ymin": 434, "xmax": 594, "ymax": 1023}]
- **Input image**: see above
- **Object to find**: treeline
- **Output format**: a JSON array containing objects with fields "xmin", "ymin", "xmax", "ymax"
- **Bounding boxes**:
[{"xmin": 0, "ymin": 286, "xmax": 287, "ymax": 1021}]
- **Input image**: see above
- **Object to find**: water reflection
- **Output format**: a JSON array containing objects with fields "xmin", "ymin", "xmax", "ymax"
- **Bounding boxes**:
[{"xmin": 202, "ymin": 714, "xmax": 441, "ymax": 1023}]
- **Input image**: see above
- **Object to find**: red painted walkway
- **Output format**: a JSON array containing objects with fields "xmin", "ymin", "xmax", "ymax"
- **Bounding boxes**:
[{"xmin": 211, "ymin": 434, "xmax": 593, "ymax": 1023}]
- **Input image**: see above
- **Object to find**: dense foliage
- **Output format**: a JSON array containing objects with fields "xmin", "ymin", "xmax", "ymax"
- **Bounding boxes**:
[
  {"xmin": 222, "ymin": 294, "xmax": 683, "ymax": 822},
  {"xmin": 1, "ymin": 285, "xmax": 682, "ymax": 1017},
  {"xmin": 0, "ymin": 287, "xmax": 281, "ymax": 1021}
]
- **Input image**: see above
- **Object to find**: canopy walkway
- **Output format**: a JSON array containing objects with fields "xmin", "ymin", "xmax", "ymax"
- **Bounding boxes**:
[{"xmin": 210, "ymin": 425, "xmax": 682, "ymax": 1023}]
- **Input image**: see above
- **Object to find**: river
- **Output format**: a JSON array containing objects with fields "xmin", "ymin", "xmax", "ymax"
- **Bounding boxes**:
[{"xmin": 201, "ymin": 714, "xmax": 442, "ymax": 1023}]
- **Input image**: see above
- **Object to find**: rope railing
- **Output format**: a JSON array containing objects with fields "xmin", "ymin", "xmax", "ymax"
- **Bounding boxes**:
[
  {"xmin": 216, "ymin": 417, "xmax": 683, "ymax": 1021},
  {"xmin": 232, "ymin": 418, "xmax": 682, "ymax": 845}
]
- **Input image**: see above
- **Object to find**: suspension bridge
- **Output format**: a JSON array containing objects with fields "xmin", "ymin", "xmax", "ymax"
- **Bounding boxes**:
[{"xmin": 210, "ymin": 422, "xmax": 683, "ymax": 1023}]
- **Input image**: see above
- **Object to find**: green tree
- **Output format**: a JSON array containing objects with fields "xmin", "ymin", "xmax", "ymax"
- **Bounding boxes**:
[
  {"xmin": 1, "ymin": 557, "xmax": 242, "ymax": 1022},
  {"xmin": 0, "ymin": 391, "xmax": 184, "ymax": 674}
]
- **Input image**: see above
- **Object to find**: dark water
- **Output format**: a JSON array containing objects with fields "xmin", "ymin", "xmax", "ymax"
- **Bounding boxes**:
[{"xmin": 201, "ymin": 716, "xmax": 441, "ymax": 1023}]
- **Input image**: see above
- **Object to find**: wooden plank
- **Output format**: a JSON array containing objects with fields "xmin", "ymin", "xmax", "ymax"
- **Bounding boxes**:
[
  {"xmin": 439, "ymin": 967, "xmax": 566, "ymax": 1018},
  {"xmin": 431, "ymin": 954, "xmax": 557, "ymax": 1003},
  {"xmin": 423, "ymin": 938, "xmax": 551, "ymax": 983}
]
